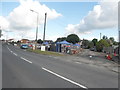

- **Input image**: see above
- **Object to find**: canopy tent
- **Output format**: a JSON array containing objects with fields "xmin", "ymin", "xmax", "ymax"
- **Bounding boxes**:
[
  {"xmin": 57, "ymin": 40, "xmax": 71, "ymax": 45},
  {"xmin": 73, "ymin": 43, "xmax": 80, "ymax": 46},
  {"xmin": 43, "ymin": 42, "xmax": 49, "ymax": 45},
  {"xmin": 56, "ymin": 40, "xmax": 70, "ymax": 52},
  {"xmin": 56, "ymin": 42, "xmax": 60, "ymax": 44}
]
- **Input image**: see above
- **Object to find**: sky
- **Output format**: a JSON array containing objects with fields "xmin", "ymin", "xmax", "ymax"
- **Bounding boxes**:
[{"xmin": 0, "ymin": 0, "xmax": 118, "ymax": 41}]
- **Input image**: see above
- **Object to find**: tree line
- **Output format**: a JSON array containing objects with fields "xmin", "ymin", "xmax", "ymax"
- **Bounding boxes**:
[
  {"xmin": 15, "ymin": 34, "xmax": 118, "ymax": 52},
  {"xmin": 55, "ymin": 34, "xmax": 118, "ymax": 52}
]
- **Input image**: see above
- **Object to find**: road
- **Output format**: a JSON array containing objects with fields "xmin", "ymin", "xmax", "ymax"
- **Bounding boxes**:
[{"xmin": 2, "ymin": 42, "xmax": 118, "ymax": 88}]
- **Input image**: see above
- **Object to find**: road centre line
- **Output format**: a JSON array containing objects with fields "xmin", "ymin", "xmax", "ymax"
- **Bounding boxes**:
[
  {"xmin": 7, "ymin": 46, "xmax": 11, "ymax": 51},
  {"xmin": 42, "ymin": 67, "xmax": 87, "ymax": 89},
  {"xmin": 7, "ymin": 46, "xmax": 13, "ymax": 53},
  {"xmin": 7, "ymin": 46, "xmax": 18, "ymax": 56},
  {"xmin": 7, "ymin": 45, "xmax": 86, "ymax": 88},
  {"xmin": 13, "ymin": 53, "xmax": 18, "ymax": 56},
  {"xmin": 10, "ymin": 50, "xmax": 13, "ymax": 53},
  {"xmin": 20, "ymin": 57, "xmax": 32, "ymax": 64},
  {"xmin": 7, "ymin": 46, "xmax": 32, "ymax": 64}
]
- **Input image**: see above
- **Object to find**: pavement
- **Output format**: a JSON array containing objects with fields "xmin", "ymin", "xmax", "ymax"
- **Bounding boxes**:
[
  {"xmin": 2, "ymin": 42, "xmax": 118, "ymax": 88},
  {"xmin": 56, "ymin": 54, "xmax": 119, "ymax": 73},
  {"xmin": 61, "ymin": 49, "xmax": 119, "ymax": 73}
]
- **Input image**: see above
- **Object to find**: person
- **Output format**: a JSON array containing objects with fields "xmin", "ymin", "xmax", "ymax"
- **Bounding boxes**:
[
  {"xmin": 106, "ymin": 53, "xmax": 112, "ymax": 60},
  {"xmin": 66, "ymin": 47, "xmax": 68, "ymax": 53},
  {"xmin": 114, "ymin": 51, "xmax": 116, "ymax": 56}
]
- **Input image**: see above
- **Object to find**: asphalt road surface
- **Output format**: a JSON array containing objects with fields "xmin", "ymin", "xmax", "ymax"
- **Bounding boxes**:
[{"xmin": 2, "ymin": 43, "xmax": 118, "ymax": 88}]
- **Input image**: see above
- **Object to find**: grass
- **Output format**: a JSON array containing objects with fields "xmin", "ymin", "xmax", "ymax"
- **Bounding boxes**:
[{"xmin": 27, "ymin": 49, "xmax": 64, "ymax": 56}]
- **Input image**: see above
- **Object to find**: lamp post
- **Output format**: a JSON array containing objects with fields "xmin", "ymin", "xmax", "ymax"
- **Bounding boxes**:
[
  {"xmin": 43, "ymin": 13, "xmax": 47, "ymax": 43},
  {"xmin": 30, "ymin": 9, "xmax": 39, "ymax": 49}
]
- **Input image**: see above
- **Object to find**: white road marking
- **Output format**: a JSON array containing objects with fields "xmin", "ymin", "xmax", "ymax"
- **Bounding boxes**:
[
  {"xmin": 7, "ymin": 46, "xmax": 18, "ymax": 56},
  {"xmin": 7, "ymin": 46, "xmax": 13, "ymax": 53},
  {"xmin": 7, "ymin": 46, "xmax": 32, "ymax": 64},
  {"xmin": 20, "ymin": 57, "xmax": 32, "ymax": 64},
  {"xmin": 42, "ymin": 67, "xmax": 87, "ymax": 89},
  {"xmin": 10, "ymin": 51, "xmax": 13, "ymax": 53},
  {"xmin": 7, "ymin": 46, "xmax": 11, "ymax": 51},
  {"xmin": 75, "ymin": 62, "xmax": 82, "ymax": 64},
  {"xmin": 13, "ymin": 53, "xmax": 18, "ymax": 56}
]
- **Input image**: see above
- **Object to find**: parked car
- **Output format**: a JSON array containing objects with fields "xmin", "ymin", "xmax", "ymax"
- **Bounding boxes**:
[
  {"xmin": 20, "ymin": 44, "xmax": 28, "ymax": 49},
  {"xmin": 28, "ymin": 44, "xmax": 33, "ymax": 49},
  {"xmin": 37, "ymin": 44, "xmax": 41, "ymax": 49},
  {"xmin": 89, "ymin": 47, "xmax": 95, "ymax": 51}
]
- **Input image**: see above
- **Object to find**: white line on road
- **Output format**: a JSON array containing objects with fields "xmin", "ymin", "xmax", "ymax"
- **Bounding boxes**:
[
  {"xmin": 42, "ymin": 67, "xmax": 87, "ymax": 89},
  {"xmin": 7, "ymin": 46, "xmax": 11, "ymax": 51},
  {"xmin": 10, "ymin": 51, "xmax": 13, "ymax": 53},
  {"xmin": 20, "ymin": 57, "xmax": 32, "ymax": 64},
  {"xmin": 13, "ymin": 53, "xmax": 18, "ymax": 56},
  {"xmin": 75, "ymin": 62, "xmax": 82, "ymax": 64},
  {"xmin": 7, "ymin": 46, "xmax": 13, "ymax": 53}
]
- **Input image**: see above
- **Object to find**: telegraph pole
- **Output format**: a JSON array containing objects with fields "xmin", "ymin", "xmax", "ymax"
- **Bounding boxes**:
[
  {"xmin": 43, "ymin": 13, "xmax": 47, "ymax": 42},
  {"xmin": 100, "ymin": 33, "xmax": 102, "ymax": 40}
]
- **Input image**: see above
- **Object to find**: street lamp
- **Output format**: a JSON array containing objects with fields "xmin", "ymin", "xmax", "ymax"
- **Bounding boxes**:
[
  {"xmin": 30, "ymin": 9, "xmax": 39, "ymax": 49},
  {"xmin": 43, "ymin": 13, "xmax": 47, "ymax": 43}
]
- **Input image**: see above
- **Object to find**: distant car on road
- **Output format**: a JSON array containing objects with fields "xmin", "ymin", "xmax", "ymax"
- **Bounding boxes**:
[
  {"xmin": 14, "ymin": 44, "xmax": 17, "ymax": 46},
  {"xmin": 20, "ymin": 44, "xmax": 28, "ymax": 49}
]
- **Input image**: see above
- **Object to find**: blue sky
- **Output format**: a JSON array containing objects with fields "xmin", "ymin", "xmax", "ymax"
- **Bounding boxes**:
[
  {"xmin": 40, "ymin": 2, "xmax": 98, "ymax": 39},
  {"xmin": 0, "ymin": 1, "xmax": 118, "ymax": 41}
]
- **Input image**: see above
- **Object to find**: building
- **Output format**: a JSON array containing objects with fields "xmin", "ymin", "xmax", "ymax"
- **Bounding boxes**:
[
  {"xmin": 8, "ymin": 39, "xmax": 14, "ymax": 43},
  {"xmin": 20, "ymin": 39, "xmax": 29, "ymax": 43}
]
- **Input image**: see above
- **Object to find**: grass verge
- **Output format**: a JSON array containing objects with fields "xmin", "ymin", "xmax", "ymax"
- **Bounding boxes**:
[{"xmin": 27, "ymin": 49, "xmax": 64, "ymax": 56}]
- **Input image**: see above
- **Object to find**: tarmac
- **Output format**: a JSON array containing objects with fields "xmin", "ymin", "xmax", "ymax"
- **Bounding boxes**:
[{"xmin": 55, "ymin": 49, "xmax": 119, "ymax": 73}]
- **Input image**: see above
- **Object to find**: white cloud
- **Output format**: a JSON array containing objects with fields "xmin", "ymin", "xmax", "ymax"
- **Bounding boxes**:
[
  {"xmin": 65, "ymin": 1, "xmax": 118, "ymax": 35},
  {"xmin": 8, "ymin": 0, "xmax": 62, "ymax": 31},
  {"xmin": 0, "ymin": 0, "xmax": 62, "ymax": 40},
  {"xmin": 0, "ymin": 16, "xmax": 9, "ymax": 30}
]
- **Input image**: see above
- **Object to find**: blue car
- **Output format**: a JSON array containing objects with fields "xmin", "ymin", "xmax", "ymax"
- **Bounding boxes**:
[{"xmin": 20, "ymin": 44, "xmax": 28, "ymax": 49}]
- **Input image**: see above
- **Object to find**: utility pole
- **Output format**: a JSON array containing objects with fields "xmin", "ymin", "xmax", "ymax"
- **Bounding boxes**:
[
  {"xmin": 35, "ymin": 13, "xmax": 39, "ymax": 49},
  {"xmin": 100, "ymin": 33, "xmax": 102, "ymax": 40},
  {"xmin": 30, "ymin": 9, "xmax": 39, "ymax": 49},
  {"xmin": 43, "ymin": 13, "xmax": 47, "ymax": 42}
]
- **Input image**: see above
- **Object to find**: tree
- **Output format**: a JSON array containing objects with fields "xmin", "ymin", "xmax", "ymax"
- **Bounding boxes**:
[
  {"xmin": 103, "ymin": 35, "xmax": 108, "ymax": 40},
  {"xmin": 37, "ymin": 39, "xmax": 43, "ymax": 44},
  {"xmin": 109, "ymin": 37, "xmax": 114, "ymax": 43},
  {"xmin": 113, "ymin": 41, "xmax": 118, "ymax": 45},
  {"xmin": 17, "ymin": 40, "xmax": 21, "ymax": 43},
  {"xmin": 88, "ymin": 41, "xmax": 94, "ymax": 49},
  {"xmin": 107, "ymin": 39, "xmax": 113, "ymax": 46},
  {"xmin": 96, "ymin": 39, "xmax": 110, "ymax": 52},
  {"xmin": 82, "ymin": 39, "xmax": 89, "ymax": 48},
  {"xmin": 92, "ymin": 38, "xmax": 98, "ymax": 46},
  {"xmin": 55, "ymin": 37, "xmax": 67, "ymax": 42},
  {"xmin": 66, "ymin": 34, "xmax": 80, "ymax": 44}
]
